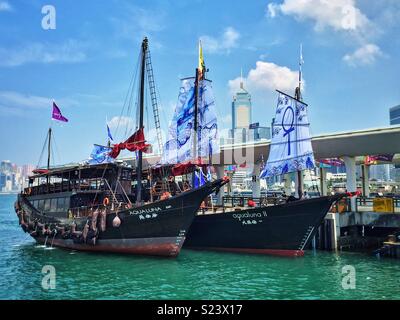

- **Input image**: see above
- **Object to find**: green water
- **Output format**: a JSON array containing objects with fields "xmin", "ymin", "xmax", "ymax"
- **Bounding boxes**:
[{"xmin": 1, "ymin": 194, "xmax": 399, "ymax": 300}]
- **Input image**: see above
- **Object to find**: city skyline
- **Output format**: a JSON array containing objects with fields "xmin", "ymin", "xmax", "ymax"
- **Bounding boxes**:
[{"xmin": 0, "ymin": 1, "xmax": 400, "ymax": 166}]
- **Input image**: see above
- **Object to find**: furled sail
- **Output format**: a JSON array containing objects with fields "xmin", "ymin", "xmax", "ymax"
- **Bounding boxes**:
[
  {"xmin": 109, "ymin": 127, "xmax": 150, "ymax": 159},
  {"xmin": 161, "ymin": 78, "xmax": 219, "ymax": 164},
  {"xmin": 260, "ymin": 91, "xmax": 315, "ymax": 178}
]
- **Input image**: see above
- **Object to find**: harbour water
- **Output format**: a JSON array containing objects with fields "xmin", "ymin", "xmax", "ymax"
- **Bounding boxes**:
[{"xmin": 1, "ymin": 194, "xmax": 399, "ymax": 300}]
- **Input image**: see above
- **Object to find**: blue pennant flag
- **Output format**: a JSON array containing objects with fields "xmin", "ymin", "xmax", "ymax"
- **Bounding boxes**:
[
  {"xmin": 194, "ymin": 168, "xmax": 206, "ymax": 188},
  {"xmin": 193, "ymin": 170, "xmax": 200, "ymax": 189},
  {"xmin": 88, "ymin": 144, "xmax": 114, "ymax": 165},
  {"xmin": 207, "ymin": 166, "xmax": 212, "ymax": 182},
  {"xmin": 107, "ymin": 124, "xmax": 113, "ymax": 141}
]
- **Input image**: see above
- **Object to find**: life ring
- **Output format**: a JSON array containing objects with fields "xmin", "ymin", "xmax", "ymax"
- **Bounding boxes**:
[{"xmin": 103, "ymin": 197, "xmax": 110, "ymax": 206}]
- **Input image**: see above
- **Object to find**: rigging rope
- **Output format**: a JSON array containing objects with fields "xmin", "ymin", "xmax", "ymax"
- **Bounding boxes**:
[
  {"xmin": 36, "ymin": 130, "xmax": 49, "ymax": 169},
  {"xmin": 114, "ymin": 53, "xmax": 140, "ymax": 140}
]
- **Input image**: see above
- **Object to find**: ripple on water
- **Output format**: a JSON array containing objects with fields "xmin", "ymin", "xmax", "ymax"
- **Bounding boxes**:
[{"xmin": 1, "ymin": 195, "xmax": 400, "ymax": 300}]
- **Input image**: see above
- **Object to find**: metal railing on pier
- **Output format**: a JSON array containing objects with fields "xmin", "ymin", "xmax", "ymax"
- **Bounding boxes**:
[{"xmin": 355, "ymin": 196, "xmax": 400, "ymax": 213}]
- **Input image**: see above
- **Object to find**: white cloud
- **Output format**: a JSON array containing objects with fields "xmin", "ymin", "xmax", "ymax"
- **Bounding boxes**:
[
  {"xmin": 228, "ymin": 61, "xmax": 299, "ymax": 95},
  {"xmin": 110, "ymin": 4, "xmax": 165, "ymax": 47},
  {"xmin": 200, "ymin": 27, "xmax": 240, "ymax": 54},
  {"xmin": 0, "ymin": 1, "xmax": 12, "ymax": 12},
  {"xmin": 107, "ymin": 116, "xmax": 135, "ymax": 130},
  {"xmin": 267, "ymin": 0, "xmax": 371, "ymax": 34},
  {"xmin": 343, "ymin": 43, "xmax": 384, "ymax": 66},
  {"xmin": 267, "ymin": 3, "xmax": 278, "ymax": 18},
  {"xmin": 0, "ymin": 91, "xmax": 51, "ymax": 109},
  {"xmin": 0, "ymin": 40, "xmax": 87, "ymax": 67},
  {"xmin": 0, "ymin": 91, "xmax": 78, "ymax": 117},
  {"xmin": 266, "ymin": 1, "xmax": 386, "ymax": 67}
]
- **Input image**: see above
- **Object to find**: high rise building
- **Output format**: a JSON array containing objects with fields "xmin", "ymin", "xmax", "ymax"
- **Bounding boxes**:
[
  {"xmin": 231, "ymin": 78, "xmax": 251, "ymax": 131},
  {"xmin": 228, "ymin": 74, "xmax": 271, "ymax": 144},
  {"xmin": 0, "ymin": 160, "xmax": 12, "ymax": 173},
  {"xmin": 22, "ymin": 164, "xmax": 35, "ymax": 177},
  {"xmin": 390, "ymin": 105, "xmax": 400, "ymax": 125},
  {"xmin": 230, "ymin": 74, "xmax": 252, "ymax": 143}
]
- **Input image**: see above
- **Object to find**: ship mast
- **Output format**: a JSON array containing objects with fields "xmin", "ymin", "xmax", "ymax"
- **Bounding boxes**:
[
  {"xmin": 193, "ymin": 68, "xmax": 200, "ymax": 161},
  {"xmin": 46, "ymin": 127, "xmax": 52, "ymax": 191},
  {"xmin": 47, "ymin": 127, "xmax": 52, "ymax": 170},
  {"xmin": 136, "ymin": 37, "xmax": 147, "ymax": 205},
  {"xmin": 295, "ymin": 44, "xmax": 304, "ymax": 198},
  {"xmin": 192, "ymin": 41, "xmax": 206, "ymax": 186}
]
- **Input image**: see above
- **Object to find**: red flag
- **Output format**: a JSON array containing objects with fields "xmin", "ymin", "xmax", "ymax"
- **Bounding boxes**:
[{"xmin": 109, "ymin": 127, "xmax": 150, "ymax": 159}]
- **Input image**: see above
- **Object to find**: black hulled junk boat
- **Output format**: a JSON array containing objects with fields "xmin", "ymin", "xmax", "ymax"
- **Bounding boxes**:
[
  {"xmin": 183, "ymin": 50, "xmax": 357, "ymax": 257},
  {"xmin": 14, "ymin": 38, "xmax": 226, "ymax": 257}
]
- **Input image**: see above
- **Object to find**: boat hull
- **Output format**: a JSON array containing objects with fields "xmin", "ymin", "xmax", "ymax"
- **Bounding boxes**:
[
  {"xmin": 34, "ymin": 236, "xmax": 186, "ymax": 257},
  {"xmin": 16, "ymin": 180, "xmax": 225, "ymax": 257},
  {"xmin": 184, "ymin": 195, "xmax": 343, "ymax": 257}
]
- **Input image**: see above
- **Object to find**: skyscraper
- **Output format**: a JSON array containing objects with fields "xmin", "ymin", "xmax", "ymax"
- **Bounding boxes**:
[
  {"xmin": 231, "ymin": 76, "xmax": 251, "ymax": 142},
  {"xmin": 390, "ymin": 105, "xmax": 400, "ymax": 125},
  {"xmin": 227, "ymin": 73, "xmax": 271, "ymax": 144}
]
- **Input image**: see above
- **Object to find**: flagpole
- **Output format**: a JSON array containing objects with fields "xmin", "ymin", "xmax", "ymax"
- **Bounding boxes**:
[
  {"xmin": 47, "ymin": 101, "xmax": 54, "ymax": 192},
  {"xmin": 295, "ymin": 44, "xmax": 304, "ymax": 198},
  {"xmin": 136, "ymin": 37, "xmax": 147, "ymax": 205}
]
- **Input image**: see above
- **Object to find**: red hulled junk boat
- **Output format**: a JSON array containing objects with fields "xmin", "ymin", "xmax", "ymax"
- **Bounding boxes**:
[{"xmin": 14, "ymin": 38, "xmax": 226, "ymax": 257}]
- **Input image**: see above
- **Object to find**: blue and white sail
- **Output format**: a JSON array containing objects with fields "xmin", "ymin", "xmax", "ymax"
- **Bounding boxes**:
[
  {"xmin": 161, "ymin": 78, "xmax": 219, "ymax": 164},
  {"xmin": 88, "ymin": 144, "xmax": 114, "ymax": 165},
  {"xmin": 260, "ymin": 91, "xmax": 315, "ymax": 178}
]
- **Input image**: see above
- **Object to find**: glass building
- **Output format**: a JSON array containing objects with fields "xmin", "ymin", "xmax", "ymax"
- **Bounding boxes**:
[{"xmin": 390, "ymin": 105, "xmax": 400, "ymax": 125}]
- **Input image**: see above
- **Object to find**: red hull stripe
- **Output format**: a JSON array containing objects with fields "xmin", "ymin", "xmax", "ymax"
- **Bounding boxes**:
[
  {"xmin": 37, "ymin": 237, "xmax": 185, "ymax": 257},
  {"xmin": 190, "ymin": 247, "xmax": 305, "ymax": 257}
]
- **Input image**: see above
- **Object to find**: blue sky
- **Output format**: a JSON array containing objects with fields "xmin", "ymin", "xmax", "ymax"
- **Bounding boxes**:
[{"xmin": 0, "ymin": 0, "xmax": 399, "ymax": 166}]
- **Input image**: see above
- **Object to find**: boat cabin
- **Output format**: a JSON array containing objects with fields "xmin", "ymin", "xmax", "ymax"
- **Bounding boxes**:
[{"xmin": 24, "ymin": 163, "xmax": 139, "ymax": 218}]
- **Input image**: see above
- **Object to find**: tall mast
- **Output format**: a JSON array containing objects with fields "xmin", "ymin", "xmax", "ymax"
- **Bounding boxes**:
[
  {"xmin": 193, "ymin": 40, "xmax": 205, "ymax": 163},
  {"xmin": 295, "ymin": 43, "xmax": 303, "ymax": 101},
  {"xmin": 136, "ymin": 37, "xmax": 147, "ymax": 204},
  {"xmin": 46, "ymin": 127, "xmax": 52, "ymax": 191},
  {"xmin": 295, "ymin": 44, "xmax": 304, "ymax": 197},
  {"xmin": 193, "ymin": 67, "xmax": 199, "ymax": 161},
  {"xmin": 47, "ymin": 127, "xmax": 52, "ymax": 170}
]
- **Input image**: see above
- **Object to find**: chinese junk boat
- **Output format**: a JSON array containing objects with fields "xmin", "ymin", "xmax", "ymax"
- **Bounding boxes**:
[
  {"xmin": 184, "ymin": 55, "xmax": 355, "ymax": 257},
  {"xmin": 14, "ymin": 38, "xmax": 225, "ymax": 257}
]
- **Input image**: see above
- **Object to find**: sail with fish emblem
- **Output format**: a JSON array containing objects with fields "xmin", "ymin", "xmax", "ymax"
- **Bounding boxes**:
[
  {"xmin": 260, "ymin": 91, "xmax": 315, "ymax": 179},
  {"xmin": 161, "ymin": 77, "xmax": 219, "ymax": 164}
]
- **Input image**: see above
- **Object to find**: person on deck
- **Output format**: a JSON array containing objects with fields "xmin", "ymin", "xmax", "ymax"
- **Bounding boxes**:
[
  {"xmin": 167, "ymin": 175, "xmax": 179, "ymax": 196},
  {"xmin": 302, "ymin": 191, "xmax": 310, "ymax": 199},
  {"xmin": 183, "ymin": 180, "xmax": 191, "ymax": 192},
  {"xmin": 151, "ymin": 177, "xmax": 162, "ymax": 201}
]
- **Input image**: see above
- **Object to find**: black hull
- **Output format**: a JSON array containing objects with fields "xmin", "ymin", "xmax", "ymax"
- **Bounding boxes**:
[
  {"xmin": 184, "ymin": 195, "xmax": 343, "ymax": 257},
  {"xmin": 17, "ymin": 180, "xmax": 225, "ymax": 257}
]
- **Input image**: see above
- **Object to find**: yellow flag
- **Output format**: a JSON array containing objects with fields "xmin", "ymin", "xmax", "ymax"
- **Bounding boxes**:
[{"xmin": 198, "ymin": 40, "xmax": 205, "ymax": 78}]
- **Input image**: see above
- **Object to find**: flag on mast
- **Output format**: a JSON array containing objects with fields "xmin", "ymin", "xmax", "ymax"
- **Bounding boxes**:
[
  {"xmin": 198, "ymin": 40, "xmax": 205, "ymax": 79},
  {"xmin": 52, "ymin": 102, "xmax": 68, "ymax": 122},
  {"xmin": 107, "ymin": 124, "xmax": 113, "ymax": 141}
]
